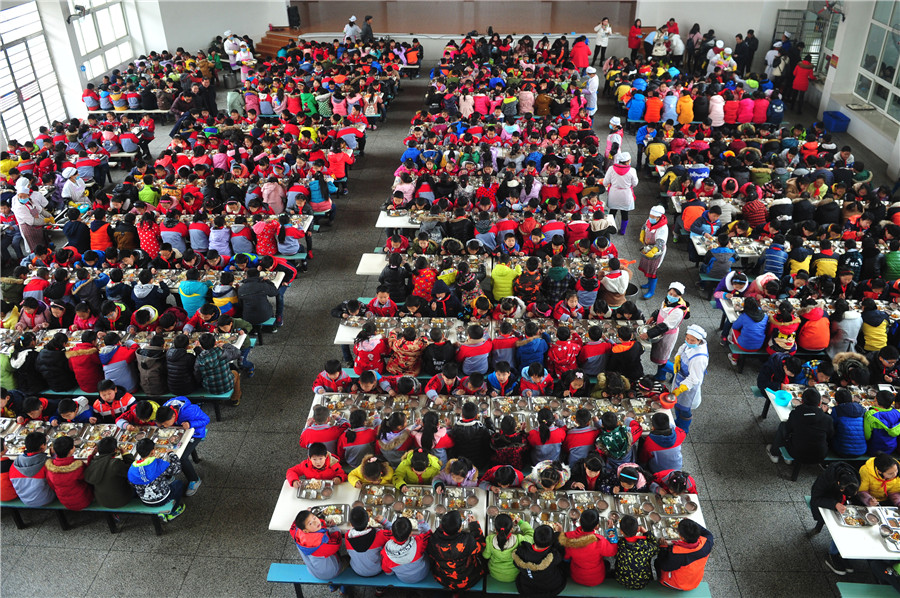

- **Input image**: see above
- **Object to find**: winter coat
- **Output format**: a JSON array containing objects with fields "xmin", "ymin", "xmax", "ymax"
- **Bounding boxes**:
[
  {"xmin": 865, "ymin": 406, "xmax": 900, "ymax": 455},
  {"xmin": 45, "ymin": 456, "xmax": 93, "ymax": 510},
  {"xmin": 614, "ymin": 535, "xmax": 659, "ymax": 589},
  {"xmin": 450, "ymin": 419, "xmax": 492, "ymax": 470},
  {"xmin": 392, "ymin": 450, "xmax": 442, "ymax": 489},
  {"xmin": 98, "ymin": 343, "xmax": 139, "ymax": 392},
  {"xmin": 35, "ymin": 347, "xmax": 77, "ymax": 391},
  {"xmin": 432, "ymin": 458, "xmax": 479, "ymax": 490},
  {"xmin": 165, "ymin": 347, "xmax": 197, "ymax": 396},
  {"xmin": 9, "ymin": 451, "xmax": 55, "ymax": 506},
  {"xmin": 346, "ymin": 526, "xmax": 393, "ymax": 577},
  {"xmin": 810, "ymin": 462, "xmax": 861, "ymax": 523},
  {"xmin": 797, "ymin": 307, "xmax": 830, "ymax": 352},
  {"xmin": 785, "ymin": 404, "xmax": 834, "ymax": 463},
  {"xmin": 731, "ymin": 311, "xmax": 768, "ymax": 351},
  {"xmin": 639, "ymin": 426, "xmax": 688, "ymax": 472},
  {"xmin": 136, "ymin": 347, "xmax": 168, "ymax": 396},
  {"xmin": 656, "ymin": 524, "xmax": 714, "ymax": 591},
  {"xmin": 859, "ymin": 456, "xmax": 900, "ymax": 506},
  {"xmin": 484, "ymin": 519, "xmax": 535, "ymax": 582},
  {"xmin": 426, "ymin": 521, "xmax": 487, "ymax": 591},
  {"xmin": 792, "ymin": 61, "xmax": 816, "ymax": 92},
  {"xmin": 382, "ymin": 524, "xmax": 433, "ymax": 583},
  {"xmin": 66, "ymin": 343, "xmax": 104, "ymax": 392},
  {"xmin": 513, "ymin": 541, "xmax": 567, "ymax": 598},
  {"xmin": 237, "ymin": 276, "xmax": 277, "ymax": 324},
  {"xmin": 559, "ymin": 527, "xmax": 618, "ymax": 586},
  {"xmin": 831, "ymin": 401, "xmax": 867, "ymax": 457},
  {"xmin": 10, "ymin": 348, "xmax": 46, "ymax": 394},
  {"xmin": 84, "ymin": 452, "xmax": 136, "ymax": 508},
  {"xmin": 127, "ymin": 452, "xmax": 182, "ymax": 505}
]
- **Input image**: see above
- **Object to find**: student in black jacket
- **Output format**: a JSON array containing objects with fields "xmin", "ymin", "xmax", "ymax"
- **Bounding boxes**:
[
  {"xmin": 421, "ymin": 328, "xmax": 457, "ymax": 376},
  {"xmin": 513, "ymin": 523, "xmax": 567, "ymax": 598},
  {"xmin": 450, "ymin": 401, "xmax": 492, "ymax": 470},
  {"xmin": 809, "ymin": 462, "xmax": 861, "ymax": 574},
  {"xmin": 767, "ymin": 387, "xmax": 834, "ymax": 464}
]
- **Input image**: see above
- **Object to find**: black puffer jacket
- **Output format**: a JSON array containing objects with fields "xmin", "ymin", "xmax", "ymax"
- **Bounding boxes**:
[
  {"xmin": 11, "ymin": 348, "xmax": 46, "ymax": 394},
  {"xmin": 378, "ymin": 265, "xmax": 411, "ymax": 303},
  {"xmin": 136, "ymin": 347, "xmax": 168, "ymax": 396},
  {"xmin": 810, "ymin": 461, "xmax": 861, "ymax": 523},
  {"xmin": 237, "ymin": 276, "xmax": 277, "ymax": 324},
  {"xmin": 450, "ymin": 419, "xmax": 492, "ymax": 470},
  {"xmin": 513, "ymin": 539, "xmax": 567, "ymax": 598},
  {"xmin": 165, "ymin": 347, "xmax": 197, "ymax": 396},
  {"xmin": 35, "ymin": 346, "xmax": 77, "ymax": 391}
]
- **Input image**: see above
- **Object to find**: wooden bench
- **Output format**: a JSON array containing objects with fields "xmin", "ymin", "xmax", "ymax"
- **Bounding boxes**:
[
  {"xmin": 837, "ymin": 582, "xmax": 900, "ymax": 597},
  {"xmin": 486, "ymin": 577, "xmax": 712, "ymax": 596},
  {"xmin": 267, "ymin": 562, "xmax": 445, "ymax": 597},
  {"xmin": 778, "ymin": 446, "xmax": 865, "ymax": 481},
  {"xmin": 2, "ymin": 497, "xmax": 175, "ymax": 535},
  {"xmin": 37, "ymin": 387, "xmax": 235, "ymax": 421}
]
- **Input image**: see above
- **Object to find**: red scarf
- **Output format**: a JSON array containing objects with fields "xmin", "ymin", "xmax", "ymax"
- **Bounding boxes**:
[{"xmin": 645, "ymin": 215, "xmax": 668, "ymax": 231}]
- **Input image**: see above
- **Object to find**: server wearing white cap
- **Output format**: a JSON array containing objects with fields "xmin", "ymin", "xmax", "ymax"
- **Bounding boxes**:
[
  {"xmin": 11, "ymin": 175, "xmax": 49, "ymax": 253},
  {"xmin": 584, "ymin": 66, "xmax": 599, "ymax": 119},
  {"xmin": 670, "ymin": 324, "xmax": 710, "ymax": 433},
  {"xmin": 603, "ymin": 150, "xmax": 638, "ymax": 235},
  {"xmin": 638, "ymin": 204, "xmax": 669, "ymax": 299},
  {"xmin": 343, "ymin": 16, "xmax": 362, "ymax": 43},
  {"xmin": 641, "ymin": 282, "xmax": 690, "ymax": 380}
]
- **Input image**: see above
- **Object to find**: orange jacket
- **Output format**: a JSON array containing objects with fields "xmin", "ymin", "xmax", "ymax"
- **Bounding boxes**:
[{"xmin": 658, "ymin": 530, "xmax": 713, "ymax": 591}]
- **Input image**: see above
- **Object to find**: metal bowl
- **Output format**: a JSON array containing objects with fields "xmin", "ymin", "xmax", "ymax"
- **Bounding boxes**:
[
  {"xmin": 392, "ymin": 501, "xmax": 405, "ymax": 513},
  {"xmin": 321, "ymin": 487, "xmax": 333, "ymax": 499},
  {"xmin": 487, "ymin": 506, "xmax": 500, "ymax": 517},
  {"xmin": 684, "ymin": 501, "xmax": 698, "ymax": 514},
  {"xmin": 434, "ymin": 505, "xmax": 447, "ymax": 515},
  {"xmin": 641, "ymin": 501, "xmax": 655, "ymax": 513},
  {"xmin": 466, "ymin": 495, "xmax": 479, "ymax": 507},
  {"xmin": 381, "ymin": 493, "xmax": 395, "ymax": 506},
  {"xmin": 880, "ymin": 524, "xmax": 893, "ymax": 538},
  {"xmin": 596, "ymin": 499, "xmax": 609, "ymax": 513},
  {"xmin": 648, "ymin": 512, "xmax": 662, "ymax": 523},
  {"xmin": 422, "ymin": 495, "xmax": 434, "ymax": 507},
  {"xmin": 867, "ymin": 513, "xmax": 881, "ymax": 525}
]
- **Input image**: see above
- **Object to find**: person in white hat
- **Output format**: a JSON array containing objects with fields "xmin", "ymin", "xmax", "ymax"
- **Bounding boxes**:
[
  {"xmin": 223, "ymin": 31, "xmax": 241, "ymax": 70},
  {"xmin": 765, "ymin": 42, "xmax": 783, "ymax": 79},
  {"xmin": 343, "ymin": 16, "xmax": 361, "ymax": 43},
  {"xmin": 604, "ymin": 150, "xmax": 638, "ymax": 235},
  {"xmin": 638, "ymin": 204, "xmax": 669, "ymax": 299},
  {"xmin": 583, "ymin": 66, "xmax": 600, "ymax": 119},
  {"xmin": 236, "ymin": 41, "xmax": 255, "ymax": 82},
  {"xmin": 640, "ymin": 281, "xmax": 690, "ymax": 380},
  {"xmin": 605, "ymin": 116, "xmax": 623, "ymax": 166},
  {"xmin": 670, "ymin": 324, "xmax": 710, "ymax": 433},
  {"xmin": 11, "ymin": 176, "xmax": 49, "ymax": 253},
  {"xmin": 60, "ymin": 167, "xmax": 87, "ymax": 206}
]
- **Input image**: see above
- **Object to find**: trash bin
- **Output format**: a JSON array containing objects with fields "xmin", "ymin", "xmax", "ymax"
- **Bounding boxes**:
[
  {"xmin": 222, "ymin": 72, "xmax": 237, "ymax": 89},
  {"xmin": 823, "ymin": 111, "xmax": 850, "ymax": 133}
]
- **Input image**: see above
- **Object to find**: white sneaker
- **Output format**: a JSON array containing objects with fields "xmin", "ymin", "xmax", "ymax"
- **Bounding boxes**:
[
  {"xmin": 765, "ymin": 444, "xmax": 779, "ymax": 464},
  {"xmin": 186, "ymin": 479, "xmax": 202, "ymax": 496}
]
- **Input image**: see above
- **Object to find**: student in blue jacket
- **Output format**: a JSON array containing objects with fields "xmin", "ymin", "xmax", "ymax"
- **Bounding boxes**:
[
  {"xmin": 830, "ymin": 388, "xmax": 867, "ymax": 458},
  {"xmin": 155, "ymin": 396, "xmax": 209, "ymax": 496}
]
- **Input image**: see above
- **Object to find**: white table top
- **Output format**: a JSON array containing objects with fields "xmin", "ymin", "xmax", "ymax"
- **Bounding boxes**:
[
  {"xmin": 334, "ymin": 319, "xmax": 464, "ymax": 346},
  {"xmin": 820, "ymin": 506, "xmax": 899, "ymax": 560},
  {"xmin": 269, "ymin": 480, "xmax": 489, "ymax": 532},
  {"xmin": 763, "ymin": 388, "xmax": 793, "ymax": 423},
  {"xmin": 721, "ymin": 297, "xmax": 739, "ymax": 323},
  {"xmin": 375, "ymin": 211, "xmax": 418, "ymax": 229},
  {"xmin": 356, "ymin": 253, "xmax": 389, "ymax": 276}
]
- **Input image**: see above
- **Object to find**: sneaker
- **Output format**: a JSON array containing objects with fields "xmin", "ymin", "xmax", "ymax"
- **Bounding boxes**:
[
  {"xmin": 162, "ymin": 503, "xmax": 186, "ymax": 522},
  {"xmin": 765, "ymin": 444, "xmax": 780, "ymax": 464},
  {"xmin": 244, "ymin": 365, "xmax": 255, "ymax": 378},
  {"xmin": 186, "ymin": 479, "xmax": 202, "ymax": 496},
  {"xmin": 727, "ymin": 353, "xmax": 739, "ymax": 366},
  {"xmin": 275, "ymin": 316, "xmax": 283, "ymax": 327},
  {"xmin": 825, "ymin": 553, "xmax": 847, "ymax": 575}
]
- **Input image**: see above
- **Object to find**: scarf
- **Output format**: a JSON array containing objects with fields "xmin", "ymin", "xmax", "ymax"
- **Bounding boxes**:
[{"xmin": 645, "ymin": 214, "xmax": 668, "ymax": 231}]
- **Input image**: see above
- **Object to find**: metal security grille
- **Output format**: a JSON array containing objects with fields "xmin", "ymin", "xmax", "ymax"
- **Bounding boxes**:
[
  {"xmin": 772, "ymin": 8, "xmax": 829, "ymax": 69},
  {"xmin": 0, "ymin": 1, "xmax": 67, "ymax": 145}
]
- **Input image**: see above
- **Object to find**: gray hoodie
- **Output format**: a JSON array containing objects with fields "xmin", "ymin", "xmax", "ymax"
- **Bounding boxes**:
[{"xmin": 10, "ymin": 452, "xmax": 56, "ymax": 506}]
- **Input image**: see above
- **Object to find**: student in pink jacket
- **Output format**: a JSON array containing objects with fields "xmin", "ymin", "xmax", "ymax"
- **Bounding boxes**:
[
  {"xmin": 737, "ymin": 96, "xmax": 755, "ymax": 124},
  {"xmin": 261, "ymin": 178, "xmax": 286, "ymax": 214}
]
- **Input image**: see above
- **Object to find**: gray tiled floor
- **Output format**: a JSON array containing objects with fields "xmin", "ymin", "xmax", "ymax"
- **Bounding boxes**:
[{"xmin": 2, "ymin": 75, "xmax": 896, "ymax": 598}]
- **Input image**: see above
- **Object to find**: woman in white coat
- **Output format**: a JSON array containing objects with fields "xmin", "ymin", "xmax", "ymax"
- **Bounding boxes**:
[
  {"xmin": 60, "ymin": 167, "xmax": 87, "ymax": 206},
  {"xmin": 592, "ymin": 18, "xmax": 613, "ymax": 65},
  {"xmin": 641, "ymin": 282, "xmax": 690, "ymax": 381},
  {"xmin": 604, "ymin": 151, "xmax": 639, "ymax": 235},
  {"xmin": 236, "ymin": 42, "xmax": 255, "ymax": 82},
  {"xmin": 12, "ymin": 177, "xmax": 48, "ymax": 253},
  {"xmin": 671, "ymin": 325, "xmax": 709, "ymax": 433}
]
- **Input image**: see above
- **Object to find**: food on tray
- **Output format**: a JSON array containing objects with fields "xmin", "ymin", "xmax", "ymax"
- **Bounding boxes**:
[{"xmin": 843, "ymin": 516, "xmax": 864, "ymax": 527}]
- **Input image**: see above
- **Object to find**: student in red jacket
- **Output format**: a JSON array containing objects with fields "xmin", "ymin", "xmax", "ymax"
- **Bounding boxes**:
[
  {"xmin": 519, "ymin": 363, "xmax": 554, "ymax": 397},
  {"xmin": 286, "ymin": 442, "xmax": 347, "ymax": 486},
  {"xmin": 424, "ymin": 363, "xmax": 463, "ymax": 402},
  {"xmin": 526, "ymin": 407, "xmax": 567, "ymax": 465},
  {"xmin": 92, "ymin": 379, "xmax": 136, "ymax": 424},
  {"xmin": 337, "ymin": 408, "xmax": 380, "ymax": 468},
  {"xmin": 559, "ymin": 508, "xmax": 618, "ymax": 586},
  {"xmin": 546, "ymin": 326, "xmax": 582, "ymax": 377},
  {"xmin": 656, "ymin": 519, "xmax": 714, "ymax": 591},
  {"xmin": 553, "ymin": 291, "xmax": 585, "ymax": 322},
  {"xmin": 352, "ymin": 323, "xmax": 389, "ymax": 374},
  {"xmin": 45, "ymin": 436, "xmax": 93, "ymax": 510},
  {"xmin": 300, "ymin": 405, "xmax": 350, "ymax": 454},
  {"xmin": 312, "ymin": 360, "xmax": 352, "ymax": 394}
]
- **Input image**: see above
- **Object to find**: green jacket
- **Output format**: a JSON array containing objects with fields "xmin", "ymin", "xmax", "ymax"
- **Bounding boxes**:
[
  {"xmin": 391, "ymin": 449, "xmax": 442, "ymax": 490},
  {"xmin": 1, "ymin": 354, "xmax": 15, "ymax": 389},
  {"xmin": 138, "ymin": 185, "xmax": 160, "ymax": 207},
  {"xmin": 483, "ymin": 520, "xmax": 535, "ymax": 582},
  {"xmin": 491, "ymin": 263, "xmax": 522, "ymax": 301},
  {"xmin": 885, "ymin": 251, "xmax": 900, "ymax": 281}
]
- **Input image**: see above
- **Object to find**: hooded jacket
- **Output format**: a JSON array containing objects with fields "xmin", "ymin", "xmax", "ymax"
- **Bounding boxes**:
[
  {"xmin": 614, "ymin": 532, "xmax": 659, "ymax": 589},
  {"xmin": 45, "ymin": 455, "xmax": 93, "ymax": 510},
  {"xmin": 426, "ymin": 520, "xmax": 486, "ymax": 591},
  {"xmin": 286, "ymin": 453, "xmax": 347, "ymax": 486},
  {"xmin": 785, "ymin": 403, "xmax": 834, "ymax": 462},
  {"xmin": 450, "ymin": 418, "xmax": 491, "ymax": 470},
  {"xmin": 9, "ymin": 451, "xmax": 55, "ymax": 506},
  {"xmin": 731, "ymin": 308, "xmax": 768, "ymax": 351},
  {"xmin": 346, "ymin": 525, "xmax": 393, "ymax": 577},
  {"xmin": 136, "ymin": 346, "xmax": 168, "ymax": 396},
  {"xmin": 99, "ymin": 342, "xmax": 139, "ymax": 392},
  {"xmin": 657, "ymin": 524, "xmax": 714, "ymax": 591},
  {"xmin": 559, "ymin": 527, "xmax": 618, "ymax": 586},
  {"xmin": 237, "ymin": 276, "xmax": 278, "ymax": 324},
  {"xmin": 809, "ymin": 461, "xmax": 860, "ymax": 523},
  {"xmin": 11, "ymin": 348, "xmax": 46, "ymax": 393},
  {"xmin": 639, "ymin": 425, "xmax": 688, "ymax": 472},
  {"xmin": 132, "ymin": 281, "xmax": 170, "ymax": 312},
  {"xmin": 392, "ymin": 450, "xmax": 442, "ymax": 490},
  {"xmin": 861, "ymin": 309, "xmax": 889, "ymax": 352},
  {"xmin": 831, "ymin": 401, "xmax": 867, "ymax": 457},
  {"xmin": 163, "ymin": 396, "xmax": 209, "ymax": 440},
  {"xmin": 382, "ymin": 523, "xmax": 432, "ymax": 583},
  {"xmin": 858, "ymin": 456, "xmax": 900, "ymax": 506},
  {"xmin": 513, "ymin": 540, "xmax": 567, "ymax": 597},
  {"xmin": 864, "ymin": 406, "xmax": 900, "ymax": 455},
  {"xmin": 432, "ymin": 457, "xmax": 479, "ymax": 490},
  {"xmin": 796, "ymin": 307, "xmax": 829, "ymax": 352},
  {"xmin": 127, "ymin": 452, "xmax": 182, "ymax": 505},
  {"xmin": 35, "ymin": 346, "xmax": 77, "ymax": 391},
  {"xmin": 84, "ymin": 451, "xmax": 136, "ymax": 508},
  {"xmin": 165, "ymin": 347, "xmax": 197, "ymax": 396}
]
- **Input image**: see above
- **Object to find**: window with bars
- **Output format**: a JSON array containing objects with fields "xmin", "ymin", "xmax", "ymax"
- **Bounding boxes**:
[
  {"xmin": 67, "ymin": 0, "xmax": 133, "ymax": 81},
  {"xmin": 853, "ymin": 1, "xmax": 900, "ymax": 123},
  {"xmin": 0, "ymin": 1, "xmax": 67, "ymax": 144}
]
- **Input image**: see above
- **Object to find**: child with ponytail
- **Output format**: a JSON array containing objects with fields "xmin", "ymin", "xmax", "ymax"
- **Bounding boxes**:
[
  {"xmin": 526, "ymin": 406, "xmax": 567, "ymax": 465},
  {"xmin": 483, "ymin": 513, "xmax": 535, "ymax": 582}
]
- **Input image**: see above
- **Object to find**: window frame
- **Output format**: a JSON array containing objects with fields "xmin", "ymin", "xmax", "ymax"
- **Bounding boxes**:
[
  {"xmin": 853, "ymin": 3, "xmax": 900, "ymax": 125},
  {"xmin": 69, "ymin": 0, "xmax": 134, "ymax": 85}
]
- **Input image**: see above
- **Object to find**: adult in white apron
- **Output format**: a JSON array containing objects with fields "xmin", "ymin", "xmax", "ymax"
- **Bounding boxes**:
[
  {"xmin": 638, "ymin": 204, "xmax": 668, "ymax": 298},
  {"xmin": 671, "ymin": 324, "xmax": 709, "ymax": 433},
  {"xmin": 641, "ymin": 282, "xmax": 689, "ymax": 380},
  {"xmin": 604, "ymin": 151, "xmax": 638, "ymax": 235}
]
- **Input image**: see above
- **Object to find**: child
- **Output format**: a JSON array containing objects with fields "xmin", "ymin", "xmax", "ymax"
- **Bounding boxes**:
[
  {"xmin": 381, "ymin": 514, "xmax": 432, "ymax": 583},
  {"xmin": 410, "ymin": 411, "xmax": 454, "ymax": 464},
  {"xmin": 639, "ymin": 412, "xmax": 688, "ymax": 473},
  {"xmin": 614, "ymin": 514, "xmax": 659, "ymax": 590},
  {"xmin": 127, "ymin": 438, "xmax": 185, "ymax": 521},
  {"xmin": 345, "ymin": 505, "xmax": 393, "ymax": 579},
  {"xmin": 864, "ymin": 390, "xmax": 900, "ymax": 455},
  {"xmin": 489, "ymin": 415, "xmax": 529, "ymax": 470},
  {"xmin": 337, "ymin": 409, "xmax": 380, "ymax": 468},
  {"xmin": 568, "ymin": 452, "xmax": 606, "ymax": 492},
  {"xmin": 478, "ymin": 464, "xmax": 525, "ymax": 492},
  {"xmin": 656, "ymin": 518, "xmax": 715, "ymax": 591},
  {"xmin": 286, "ymin": 442, "xmax": 347, "ymax": 487},
  {"xmin": 45, "ymin": 435, "xmax": 93, "ymax": 510},
  {"xmin": 559, "ymin": 507, "xmax": 618, "ymax": 586},
  {"xmin": 426, "ymin": 510, "xmax": 487, "ymax": 592},
  {"xmin": 300, "ymin": 405, "xmax": 350, "ymax": 454},
  {"xmin": 563, "ymin": 408, "xmax": 601, "ymax": 466},
  {"xmin": 9, "ymin": 431, "xmax": 56, "ymax": 506},
  {"xmin": 483, "ymin": 513, "xmax": 535, "ymax": 583},
  {"xmin": 83, "ymin": 436, "xmax": 135, "ymax": 508},
  {"xmin": 348, "ymin": 454, "xmax": 394, "ymax": 488},
  {"xmin": 432, "ymin": 456, "xmax": 479, "ymax": 492},
  {"xmin": 98, "ymin": 333, "xmax": 140, "ymax": 392},
  {"xmin": 289, "ymin": 510, "xmax": 343, "ymax": 580},
  {"xmin": 49, "ymin": 397, "xmax": 95, "ymax": 425},
  {"xmin": 546, "ymin": 326, "xmax": 582, "ymax": 377},
  {"xmin": 393, "ymin": 448, "xmax": 442, "ymax": 491},
  {"xmin": 830, "ymin": 388, "xmax": 867, "ymax": 458},
  {"xmin": 700, "ymin": 234, "xmax": 736, "ymax": 279},
  {"xmin": 524, "ymin": 460, "xmax": 571, "ymax": 493},
  {"xmin": 597, "ymin": 412, "xmax": 640, "ymax": 471},
  {"xmin": 527, "ymin": 407, "xmax": 566, "ymax": 465},
  {"xmin": 450, "ymin": 401, "xmax": 491, "ymax": 470},
  {"xmin": 15, "ymin": 396, "xmax": 51, "ymax": 425},
  {"xmin": 376, "ymin": 411, "xmax": 414, "ymax": 467},
  {"xmin": 312, "ymin": 360, "xmax": 353, "ymax": 394}
]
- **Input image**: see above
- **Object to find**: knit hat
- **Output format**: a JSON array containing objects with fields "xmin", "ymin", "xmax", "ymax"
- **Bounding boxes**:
[
  {"xmin": 668, "ymin": 282, "xmax": 686, "ymax": 295},
  {"xmin": 686, "ymin": 324, "xmax": 707, "ymax": 341}
]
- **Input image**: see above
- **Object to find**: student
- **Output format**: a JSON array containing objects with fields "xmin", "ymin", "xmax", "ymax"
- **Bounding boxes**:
[
  {"xmin": 600, "ymin": 463, "xmax": 651, "ymax": 494},
  {"xmin": 559, "ymin": 508, "xmax": 618, "ymax": 586},
  {"xmin": 809, "ymin": 462, "xmax": 861, "ymax": 575},
  {"xmin": 568, "ymin": 453, "xmax": 606, "ymax": 492},
  {"xmin": 650, "ymin": 469, "xmax": 699, "ymax": 495},
  {"xmin": 376, "ymin": 411, "xmax": 414, "ymax": 467},
  {"xmin": 607, "ymin": 326, "xmax": 644, "ymax": 382},
  {"xmin": 35, "ymin": 332, "xmax": 78, "ymax": 391},
  {"xmin": 427, "ymin": 510, "xmax": 487, "ymax": 592},
  {"xmin": 10, "ymin": 332, "xmax": 45, "ymax": 394},
  {"xmin": 300, "ymin": 405, "xmax": 350, "ymax": 454},
  {"xmin": 165, "ymin": 334, "xmax": 198, "ymax": 396},
  {"xmin": 289, "ymin": 510, "xmax": 344, "ymax": 581},
  {"xmin": 45, "ymin": 435, "xmax": 93, "ymax": 510},
  {"xmin": 381, "ymin": 514, "xmax": 433, "ymax": 583},
  {"xmin": 656, "ymin": 518, "xmax": 715, "ymax": 591},
  {"xmin": 98, "ymin": 333, "xmax": 140, "ymax": 392},
  {"xmin": 830, "ymin": 388, "xmax": 867, "ymax": 458},
  {"xmin": 524, "ymin": 460, "xmax": 571, "ymax": 493},
  {"xmin": 50, "ymin": 397, "xmax": 94, "ymax": 425},
  {"xmin": 84, "ymin": 436, "xmax": 136, "ymax": 508},
  {"xmin": 93, "ymin": 379, "xmax": 136, "ymax": 424},
  {"xmin": 432, "ymin": 456, "xmax": 478, "ymax": 492},
  {"xmin": 393, "ymin": 448, "xmax": 442, "ymax": 490},
  {"xmin": 513, "ymin": 523, "xmax": 566, "ymax": 597},
  {"xmin": 348, "ymin": 454, "xmax": 394, "ymax": 488},
  {"xmin": 639, "ymin": 412, "xmax": 688, "ymax": 473},
  {"xmin": 767, "ymin": 387, "xmax": 834, "ymax": 464},
  {"xmin": 0, "ymin": 439, "xmax": 16, "ymax": 501},
  {"xmin": 526, "ymin": 407, "xmax": 566, "ymax": 465},
  {"xmin": 597, "ymin": 411, "xmax": 639, "ymax": 471},
  {"xmin": 155, "ymin": 397, "xmax": 208, "ymax": 496},
  {"xmin": 864, "ymin": 390, "xmax": 900, "ymax": 455},
  {"xmin": 193, "ymin": 333, "xmax": 241, "ymax": 403},
  {"xmin": 345, "ymin": 505, "xmax": 393, "ymax": 579},
  {"xmin": 135, "ymin": 335, "xmax": 167, "ymax": 395},
  {"xmin": 489, "ymin": 415, "xmax": 529, "ymax": 470},
  {"xmin": 337, "ymin": 409, "xmax": 380, "ymax": 468},
  {"xmin": 858, "ymin": 453, "xmax": 900, "ymax": 507},
  {"xmin": 9, "ymin": 431, "xmax": 55, "ymax": 506},
  {"xmin": 450, "ymin": 401, "xmax": 491, "ymax": 470},
  {"xmin": 614, "ymin": 514, "xmax": 659, "ymax": 589},
  {"xmin": 127, "ymin": 438, "xmax": 185, "ymax": 521}
]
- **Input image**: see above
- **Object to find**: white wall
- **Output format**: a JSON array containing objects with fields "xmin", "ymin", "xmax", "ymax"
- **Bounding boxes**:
[
  {"xmin": 137, "ymin": 0, "xmax": 288, "ymax": 53},
  {"xmin": 35, "ymin": 0, "xmax": 86, "ymax": 119}
]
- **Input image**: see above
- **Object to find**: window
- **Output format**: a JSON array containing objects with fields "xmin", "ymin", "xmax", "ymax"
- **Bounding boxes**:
[
  {"xmin": 853, "ymin": 2, "xmax": 900, "ymax": 124},
  {"xmin": 0, "ymin": 1, "xmax": 67, "ymax": 143},
  {"xmin": 68, "ymin": 1, "xmax": 134, "ymax": 83}
]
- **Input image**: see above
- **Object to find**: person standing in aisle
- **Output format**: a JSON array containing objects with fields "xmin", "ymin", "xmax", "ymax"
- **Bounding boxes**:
[
  {"xmin": 604, "ymin": 152, "xmax": 638, "ymax": 235},
  {"xmin": 642, "ymin": 282, "xmax": 690, "ymax": 382},
  {"xmin": 638, "ymin": 205, "xmax": 668, "ymax": 299},
  {"xmin": 592, "ymin": 18, "xmax": 613, "ymax": 65},
  {"xmin": 584, "ymin": 67, "xmax": 600, "ymax": 122},
  {"xmin": 360, "ymin": 16, "xmax": 375, "ymax": 45},
  {"xmin": 670, "ymin": 325, "xmax": 709, "ymax": 433}
]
